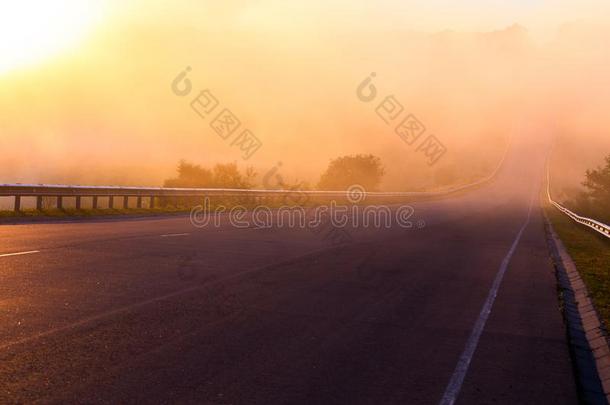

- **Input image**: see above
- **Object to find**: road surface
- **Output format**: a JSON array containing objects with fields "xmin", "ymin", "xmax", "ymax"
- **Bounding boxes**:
[{"xmin": 0, "ymin": 129, "xmax": 579, "ymax": 404}]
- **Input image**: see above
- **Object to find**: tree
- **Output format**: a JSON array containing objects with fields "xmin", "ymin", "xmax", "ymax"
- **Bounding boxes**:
[
  {"xmin": 583, "ymin": 154, "xmax": 610, "ymax": 211},
  {"xmin": 211, "ymin": 163, "xmax": 256, "ymax": 189},
  {"xmin": 164, "ymin": 160, "xmax": 255, "ymax": 189},
  {"xmin": 164, "ymin": 160, "xmax": 213, "ymax": 188},
  {"xmin": 317, "ymin": 154, "xmax": 385, "ymax": 191}
]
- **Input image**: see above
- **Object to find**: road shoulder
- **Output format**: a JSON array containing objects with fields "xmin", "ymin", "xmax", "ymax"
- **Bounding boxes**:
[{"xmin": 545, "ymin": 207, "xmax": 610, "ymax": 404}]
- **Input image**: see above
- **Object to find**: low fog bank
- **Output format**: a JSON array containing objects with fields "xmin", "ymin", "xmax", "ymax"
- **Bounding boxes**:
[
  {"xmin": 1, "ymin": 21, "xmax": 608, "ymax": 193},
  {"xmin": 548, "ymin": 23, "xmax": 610, "ymax": 203}
]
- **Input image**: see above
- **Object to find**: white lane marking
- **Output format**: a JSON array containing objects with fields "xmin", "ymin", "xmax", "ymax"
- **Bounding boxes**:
[
  {"xmin": 439, "ymin": 194, "xmax": 535, "ymax": 405},
  {"xmin": 0, "ymin": 250, "xmax": 40, "ymax": 258},
  {"xmin": 160, "ymin": 233, "xmax": 190, "ymax": 238}
]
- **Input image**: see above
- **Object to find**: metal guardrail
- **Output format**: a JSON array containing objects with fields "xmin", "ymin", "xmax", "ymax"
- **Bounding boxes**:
[
  {"xmin": 1, "ymin": 140, "xmax": 510, "ymax": 212},
  {"xmin": 0, "ymin": 182, "xmax": 478, "ymax": 211},
  {"xmin": 546, "ymin": 167, "xmax": 610, "ymax": 239}
]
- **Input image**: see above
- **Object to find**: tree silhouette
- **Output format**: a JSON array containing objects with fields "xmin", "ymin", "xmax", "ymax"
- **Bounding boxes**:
[
  {"xmin": 164, "ymin": 160, "xmax": 255, "ymax": 189},
  {"xmin": 583, "ymin": 155, "xmax": 610, "ymax": 212},
  {"xmin": 318, "ymin": 154, "xmax": 385, "ymax": 191}
]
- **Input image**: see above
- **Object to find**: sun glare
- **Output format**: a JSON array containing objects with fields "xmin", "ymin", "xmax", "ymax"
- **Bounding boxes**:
[{"xmin": 0, "ymin": 0, "xmax": 106, "ymax": 74}]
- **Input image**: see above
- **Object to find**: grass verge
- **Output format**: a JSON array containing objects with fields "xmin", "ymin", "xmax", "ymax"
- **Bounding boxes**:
[
  {"xmin": 546, "ymin": 205, "xmax": 610, "ymax": 328},
  {"xmin": 0, "ymin": 207, "xmax": 191, "ymax": 220}
]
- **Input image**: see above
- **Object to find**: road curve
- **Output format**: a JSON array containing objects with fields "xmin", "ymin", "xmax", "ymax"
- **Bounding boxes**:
[{"xmin": 0, "ymin": 128, "xmax": 578, "ymax": 404}]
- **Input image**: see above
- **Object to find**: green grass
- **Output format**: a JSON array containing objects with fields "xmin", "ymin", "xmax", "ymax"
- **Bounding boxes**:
[
  {"xmin": 546, "ymin": 205, "xmax": 610, "ymax": 327},
  {"xmin": 0, "ymin": 207, "xmax": 192, "ymax": 220}
]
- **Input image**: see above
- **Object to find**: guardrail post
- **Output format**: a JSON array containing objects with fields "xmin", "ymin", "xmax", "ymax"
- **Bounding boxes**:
[
  {"xmin": 109, "ymin": 196, "xmax": 114, "ymax": 209},
  {"xmin": 36, "ymin": 196, "xmax": 43, "ymax": 211},
  {"xmin": 92, "ymin": 196, "xmax": 98, "ymax": 209},
  {"xmin": 57, "ymin": 196, "xmax": 63, "ymax": 210},
  {"xmin": 75, "ymin": 196, "xmax": 81, "ymax": 210},
  {"xmin": 14, "ymin": 196, "xmax": 21, "ymax": 212},
  {"xmin": 137, "ymin": 196, "xmax": 142, "ymax": 209},
  {"xmin": 150, "ymin": 196, "xmax": 155, "ymax": 209},
  {"xmin": 123, "ymin": 196, "xmax": 129, "ymax": 209}
]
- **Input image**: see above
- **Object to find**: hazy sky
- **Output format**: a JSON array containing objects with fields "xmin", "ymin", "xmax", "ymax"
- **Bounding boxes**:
[
  {"xmin": 106, "ymin": 0, "xmax": 610, "ymax": 40},
  {"xmin": 2, "ymin": 0, "xmax": 608, "ymax": 74},
  {"xmin": 0, "ymin": 0, "xmax": 608, "ymax": 190}
]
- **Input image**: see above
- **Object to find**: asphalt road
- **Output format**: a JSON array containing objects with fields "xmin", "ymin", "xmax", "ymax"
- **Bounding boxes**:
[{"xmin": 0, "ymin": 131, "xmax": 579, "ymax": 404}]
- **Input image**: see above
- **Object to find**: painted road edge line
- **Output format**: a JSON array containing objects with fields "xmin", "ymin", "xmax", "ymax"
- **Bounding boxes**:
[
  {"xmin": 0, "ymin": 250, "xmax": 40, "ymax": 258},
  {"xmin": 544, "ymin": 210, "xmax": 610, "ymax": 404},
  {"xmin": 439, "ymin": 194, "xmax": 535, "ymax": 405}
]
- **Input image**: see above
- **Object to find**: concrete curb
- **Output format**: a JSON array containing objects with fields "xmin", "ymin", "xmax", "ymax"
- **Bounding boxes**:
[{"xmin": 544, "ymin": 210, "xmax": 610, "ymax": 404}]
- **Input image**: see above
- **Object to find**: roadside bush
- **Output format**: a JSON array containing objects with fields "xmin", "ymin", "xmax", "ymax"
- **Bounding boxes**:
[
  {"xmin": 163, "ymin": 160, "xmax": 256, "ymax": 207},
  {"xmin": 570, "ymin": 154, "xmax": 610, "ymax": 223},
  {"xmin": 317, "ymin": 154, "xmax": 385, "ymax": 191}
]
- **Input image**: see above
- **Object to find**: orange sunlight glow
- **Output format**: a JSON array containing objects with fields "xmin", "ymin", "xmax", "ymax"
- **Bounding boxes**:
[{"xmin": 0, "ymin": 0, "xmax": 106, "ymax": 74}]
